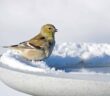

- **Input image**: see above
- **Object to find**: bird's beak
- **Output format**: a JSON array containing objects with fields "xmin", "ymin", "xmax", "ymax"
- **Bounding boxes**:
[{"xmin": 55, "ymin": 29, "xmax": 58, "ymax": 32}]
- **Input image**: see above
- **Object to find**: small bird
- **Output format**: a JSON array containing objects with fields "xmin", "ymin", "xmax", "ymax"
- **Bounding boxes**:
[{"xmin": 3, "ymin": 24, "xmax": 57, "ymax": 61}]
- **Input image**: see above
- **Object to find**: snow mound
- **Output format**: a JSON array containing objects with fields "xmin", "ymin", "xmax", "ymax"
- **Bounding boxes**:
[
  {"xmin": 1, "ymin": 42, "xmax": 110, "ymax": 74},
  {"xmin": 48, "ymin": 42, "xmax": 110, "ymax": 68}
]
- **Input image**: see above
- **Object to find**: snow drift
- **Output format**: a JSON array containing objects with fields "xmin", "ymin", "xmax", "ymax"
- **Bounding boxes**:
[{"xmin": 1, "ymin": 42, "xmax": 110, "ymax": 74}]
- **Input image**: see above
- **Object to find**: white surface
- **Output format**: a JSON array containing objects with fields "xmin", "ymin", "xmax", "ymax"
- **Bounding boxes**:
[
  {"xmin": 0, "ymin": 43, "xmax": 110, "ymax": 96},
  {"xmin": 0, "ymin": 81, "xmax": 30, "ymax": 96},
  {"xmin": 0, "ymin": 66, "xmax": 110, "ymax": 96}
]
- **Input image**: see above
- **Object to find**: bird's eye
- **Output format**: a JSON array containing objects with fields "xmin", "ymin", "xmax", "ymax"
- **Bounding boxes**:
[{"xmin": 48, "ymin": 28, "xmax": 52, "ymax": 30}]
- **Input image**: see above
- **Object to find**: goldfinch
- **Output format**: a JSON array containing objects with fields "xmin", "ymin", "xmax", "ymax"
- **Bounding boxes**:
[{"xmin": 3, "ymin": 24, "xmax": 57, "ymax": 61}]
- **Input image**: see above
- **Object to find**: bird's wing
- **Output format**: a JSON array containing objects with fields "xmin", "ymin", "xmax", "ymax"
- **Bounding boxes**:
[
  {"xmin": 29, "ymin": 35, "xmax": 48, "ymax": 48},
  {"xmin": 3, "ymin": 33, "xmax": 51, "ymax": 50},
  {"xmin": 3, "ymin": 41, "xmax": 37, "ymax": 49}
]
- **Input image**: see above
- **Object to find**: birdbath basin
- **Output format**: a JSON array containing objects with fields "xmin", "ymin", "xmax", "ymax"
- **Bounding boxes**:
[{"xmin": 0, "ymin": 62, "xmax": 110, "ymax": 96}]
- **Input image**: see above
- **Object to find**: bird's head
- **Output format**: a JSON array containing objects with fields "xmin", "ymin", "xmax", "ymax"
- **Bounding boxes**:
[{"xmin": 40, "ymin": 24, "xmax": 57, "ymax": 39}]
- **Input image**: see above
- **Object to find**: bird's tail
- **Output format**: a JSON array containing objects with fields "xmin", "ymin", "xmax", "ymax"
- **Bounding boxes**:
[
  {"xmin": 0, "ymin": 46, "xmax": 11, "ymax": 48},
  {"xmin": 0, "ymin": 44, "xmax": 18, "ymax": 48}
]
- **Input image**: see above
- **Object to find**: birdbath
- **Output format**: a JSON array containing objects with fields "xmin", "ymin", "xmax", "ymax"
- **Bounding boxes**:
[
  {"xmin": 0, "ymin": 61, "xmax": 110, "ymax": 96},
  {"xmin": 1, "ymin": 42, "xmax": 110, "ymax": 96}
]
